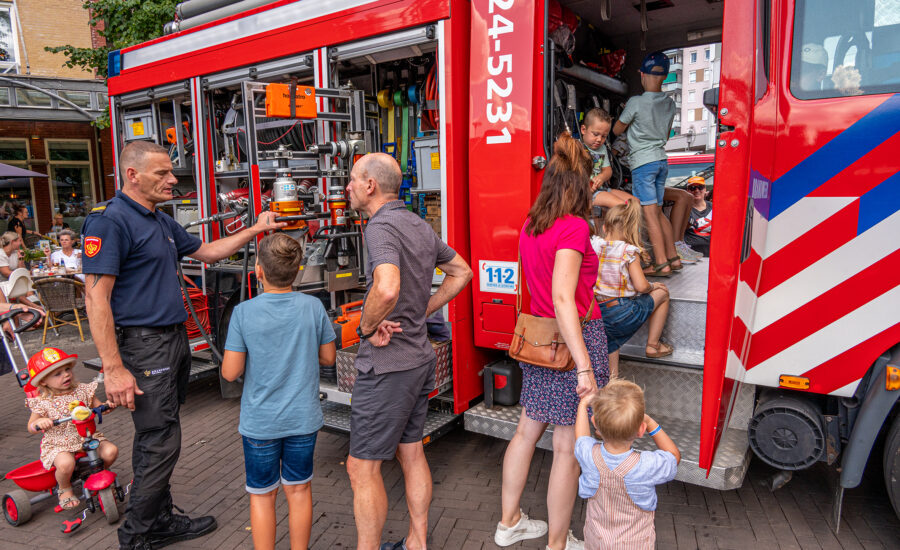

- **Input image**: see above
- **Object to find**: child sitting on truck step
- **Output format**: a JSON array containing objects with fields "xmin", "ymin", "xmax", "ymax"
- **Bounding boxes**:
[
  {"xmin": 591, "ymin": 199, "xmax": 673, "ymax": 376},
  {"xmin": 575, "ymin": 379, "xmax": 681, "ymax": 550},
  {"xmin": 221, "ymin": 232, "xmax": 336, "ymax": 550},
  {"xmin": 580, "ymin": 108, "xmax": 635, "ymax": 210},
  {"xmin": 613, "ymin": 51, "xmax": 682, "ymax": 277}
]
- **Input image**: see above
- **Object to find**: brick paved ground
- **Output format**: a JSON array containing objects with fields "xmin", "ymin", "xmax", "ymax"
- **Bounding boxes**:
[{"xmin": 1, "ymin": 326, "xmax": 898, "ymax": 549}]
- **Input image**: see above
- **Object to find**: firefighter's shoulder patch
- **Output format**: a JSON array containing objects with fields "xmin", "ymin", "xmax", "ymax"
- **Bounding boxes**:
[{"xmin": 84, "ymin": 236, "xmax": 102, "ymax": 258}]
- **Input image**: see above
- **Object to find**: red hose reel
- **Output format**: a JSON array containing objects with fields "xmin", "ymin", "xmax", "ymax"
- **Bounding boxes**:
[{"xmin": 181, "ymin": 276, "xmax": 210, "ymax": 339}]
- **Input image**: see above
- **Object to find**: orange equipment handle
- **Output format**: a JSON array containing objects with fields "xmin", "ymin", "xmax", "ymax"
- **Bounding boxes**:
[{"xmin": 339, "ymin": 300, "xmax": 364, "ymax": 317}]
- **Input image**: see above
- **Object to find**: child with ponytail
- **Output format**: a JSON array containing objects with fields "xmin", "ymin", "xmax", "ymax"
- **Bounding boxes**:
[{"xmin": 591, "ymin": 200, "xmax": 672, "ymax": 375}]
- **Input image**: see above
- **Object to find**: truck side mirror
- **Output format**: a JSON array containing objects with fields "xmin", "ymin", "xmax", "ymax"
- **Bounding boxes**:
[{"xmin": 703, "ymin": 87, "xmax": 719, "ymax": 117}]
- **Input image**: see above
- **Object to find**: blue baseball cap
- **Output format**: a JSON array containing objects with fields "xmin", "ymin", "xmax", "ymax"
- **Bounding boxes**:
[{"xmin": 640, "ymin": 51, "xmax": 670, "ymax": 75}]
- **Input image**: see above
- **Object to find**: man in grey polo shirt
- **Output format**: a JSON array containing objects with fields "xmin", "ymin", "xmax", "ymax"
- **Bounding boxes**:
[{"xmin": 345, "ymin": 153, "xmax": 472, "ymax": 550}]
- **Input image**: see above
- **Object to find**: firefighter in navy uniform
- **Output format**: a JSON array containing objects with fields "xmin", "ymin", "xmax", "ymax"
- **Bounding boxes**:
[{"xmin": 83, "ymin": 140, "xmax": 285, "ymax": 550}]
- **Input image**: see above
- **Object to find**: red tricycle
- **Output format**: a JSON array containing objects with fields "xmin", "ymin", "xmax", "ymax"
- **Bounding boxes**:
[{"xmin": 0, "ymin": 309, "xmax": 126, "ymax": 533}]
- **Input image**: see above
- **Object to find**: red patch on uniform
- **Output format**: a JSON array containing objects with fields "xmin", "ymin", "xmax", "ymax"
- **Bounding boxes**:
[{"xmin": 84, "ymin": 237, "xmax": 102, "ymax": 258}]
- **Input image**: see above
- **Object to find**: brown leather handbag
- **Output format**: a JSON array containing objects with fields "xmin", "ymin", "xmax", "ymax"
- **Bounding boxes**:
[{"xmin": 507, "ymin": 252, "xmax": 596, "ymax": 371}]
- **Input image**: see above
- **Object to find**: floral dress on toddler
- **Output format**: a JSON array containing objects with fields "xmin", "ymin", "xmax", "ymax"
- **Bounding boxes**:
[{"xmin": 26, "ymin": 380, "xmax": 106, "ymax": 470}]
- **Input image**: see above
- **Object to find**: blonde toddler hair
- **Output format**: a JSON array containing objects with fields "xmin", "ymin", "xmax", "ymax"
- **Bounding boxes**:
[{"xmin": 590, "ymin": 378, "xmax": 645, "ymax": 442}]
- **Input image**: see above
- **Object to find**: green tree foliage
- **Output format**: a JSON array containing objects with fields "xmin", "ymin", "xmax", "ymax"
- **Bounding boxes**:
[{"xmin": 44, "ymin": 0, "xmax": 177, "ymax": 125}]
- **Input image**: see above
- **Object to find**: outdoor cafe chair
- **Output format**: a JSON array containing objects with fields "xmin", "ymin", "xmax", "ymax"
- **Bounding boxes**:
[{"xmin": 32, "ymin": 277, "xmax": 85, "ymax": 344}]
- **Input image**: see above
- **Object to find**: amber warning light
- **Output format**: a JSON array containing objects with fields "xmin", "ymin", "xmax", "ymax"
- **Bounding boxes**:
[
  {"xmin": 778, "ymin": 375, "xmax": 810, "ymax": 390},
  {"xmin": 265, "ymin": 83, "xmax": 317, "ymax": 119},
  {"xmin": 887, "ymin": 365, "xmax": 900, "ymax": 391}
]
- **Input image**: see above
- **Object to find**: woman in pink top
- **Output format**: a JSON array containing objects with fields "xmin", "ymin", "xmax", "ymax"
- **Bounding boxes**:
[{"xmin": 494, "ymin": 134, "xmax": 610, "ymax": 550}]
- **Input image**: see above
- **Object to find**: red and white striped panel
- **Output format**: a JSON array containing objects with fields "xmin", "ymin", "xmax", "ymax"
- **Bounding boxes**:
[{"xmin": 729, "ymin": 193, "xmax": 900, "ymax": 398}]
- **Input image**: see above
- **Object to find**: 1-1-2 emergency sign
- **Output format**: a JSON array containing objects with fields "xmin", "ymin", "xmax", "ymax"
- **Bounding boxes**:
[{"xmin": 478, "ymin": 260, "xmax": 518, "ymax": 294}]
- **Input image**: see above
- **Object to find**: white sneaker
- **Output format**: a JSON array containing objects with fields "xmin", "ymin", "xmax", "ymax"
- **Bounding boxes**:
[
  {"xmin": 544, "ymin": 531, "xmax": 584, "ymax": 550},
  {"xmin": 566, "ymin": 530, "xmax": 585, "ymax": 550},
  {"xmin": 494, "ymin": 510, "xmax": 548, "ymax": 546},
  {"xmin": 675, "ymin": 241, "xmax": 702, "ymax": 263}
]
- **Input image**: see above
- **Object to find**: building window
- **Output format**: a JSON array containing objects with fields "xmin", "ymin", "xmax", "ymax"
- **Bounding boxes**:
[
  {"xmin": 688, "ymin": 110, "xmax": 696, "ymax": 122},
  {"xmin": 0, "ymin": 5, "xmax": 19, "ymax": 74},
  {"xmin": 689, "ymin": 90, "xmax": 696, "ymax": 103},
  {"xmin": 690, "ymin": 51, "xmax": 697, "ymax": 63},
  {"xmin": 689, "ymin": 71, "xmax": 697, "ymax": 83},
  {"xmin": 702, "ymin": 109, "xmax": 709, "ymax": 120},
  {"xmin": 0, "ymin": 139, "xmax": 35, "ymax": 230},
  {"xmin": 58, "ymin": 90, "xmax": 93, "ymax": 111},
  {"xmin": 15, "ymin": 88, "xmax": 52, "ymax": 108},
  {"xmin": 0, "ymin": 87, "xmax": 9, "ymax": 106},
  {"xmin": 46, "ymin": 140, "xmax": 95, "ymax": 232},
  {"xmin": 701, "ymin": 127, "xmax": 708, "ymax": 133},
  {"xmin": 705, "ymin": 48, "xmax": 711, "ymax": 60}
]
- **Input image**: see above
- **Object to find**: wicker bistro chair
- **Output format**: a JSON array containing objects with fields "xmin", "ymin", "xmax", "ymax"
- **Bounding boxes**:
[{"xmin": 32, "ymin": 277, "xmax": 86, "ymax": 344}]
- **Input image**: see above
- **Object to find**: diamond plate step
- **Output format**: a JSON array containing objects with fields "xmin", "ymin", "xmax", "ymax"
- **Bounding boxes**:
[
  {"xmin": 464, "ymin": 358, "xmax": 756, "ymax": 490},
  {"xmin": 465, "ymin": 403, "xmax": 749, "ymax": 490},
  {"xmin": 620, "ymin": 260, "xmax": 709, "ymax": 368}
]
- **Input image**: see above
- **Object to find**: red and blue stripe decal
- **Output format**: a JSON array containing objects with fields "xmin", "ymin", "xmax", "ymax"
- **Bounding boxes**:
[{"xmin": 768, "ymin": 93, "xmax": 900, "ymax": 222}]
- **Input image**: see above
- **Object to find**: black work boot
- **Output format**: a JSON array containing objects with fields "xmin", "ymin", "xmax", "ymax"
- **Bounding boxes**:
[{"xmin": 147, "ymin": 504, "xmax": 217, "ymax": 548}]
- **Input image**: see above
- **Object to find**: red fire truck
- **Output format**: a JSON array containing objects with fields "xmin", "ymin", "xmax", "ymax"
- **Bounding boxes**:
[{"xmin": 103, "ymin": 0, "xmax": 900, "ymax": 521}]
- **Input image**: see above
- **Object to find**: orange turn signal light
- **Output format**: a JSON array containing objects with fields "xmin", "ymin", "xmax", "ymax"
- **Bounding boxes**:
[
  {"xmin": 887, "ymin": 365, "xmax": 900, "ymax": 391},
  {"xmin": 779, "ymin": 375, "xmax": 810, "ymax": 390}
]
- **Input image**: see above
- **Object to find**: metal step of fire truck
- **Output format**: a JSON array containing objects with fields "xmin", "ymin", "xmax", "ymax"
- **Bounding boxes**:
[{"xmin": 465, "ymin": 261, "xmax": 755, "ymax": 491}]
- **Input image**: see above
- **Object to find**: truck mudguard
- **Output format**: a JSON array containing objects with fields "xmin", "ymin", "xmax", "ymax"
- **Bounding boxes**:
[{"xmin": 840, "ymin": 343, "xmax": 900, "ymax": 489}]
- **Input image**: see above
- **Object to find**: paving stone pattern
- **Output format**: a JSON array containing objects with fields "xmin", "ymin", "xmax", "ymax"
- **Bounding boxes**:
[{"xmin": 0, "ymin": 327, "xmax": 898, "ymax": 549}]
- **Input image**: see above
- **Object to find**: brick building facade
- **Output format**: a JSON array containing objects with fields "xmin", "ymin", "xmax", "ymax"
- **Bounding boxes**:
[{"xmin": 0, "ymin": 0, "xmax": 114, "ymax": 235}]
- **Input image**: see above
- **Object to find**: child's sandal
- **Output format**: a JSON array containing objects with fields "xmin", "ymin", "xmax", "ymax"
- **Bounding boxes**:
[
  {"xmin": 666, "ymin": 257, "xmax": 684, "ymax": 271},
  {"xmin": 58, "ymin": 487, "xmax": 80, "ymax": 510},
  {"xmin": 643, "ymin": 263, "xmax": 673, "ymax": 277},
  {"xmin": 646, "ymin": 341, "xmax": 674, "ymax": 358}
]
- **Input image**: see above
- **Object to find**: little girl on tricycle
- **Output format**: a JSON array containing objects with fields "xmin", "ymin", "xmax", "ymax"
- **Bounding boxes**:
[{"xmin": 25, "ymin": 347, "xmax": 118, "ymax": 510}]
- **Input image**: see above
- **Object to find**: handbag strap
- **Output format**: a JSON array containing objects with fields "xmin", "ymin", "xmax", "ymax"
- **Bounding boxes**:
[
  {"xmin": 516, "ymin": 247, "xmax": 523, "ymax": 317},
  {"xmin": 580, "ymin": 296, "xmax": 596, "ymax": 327}
]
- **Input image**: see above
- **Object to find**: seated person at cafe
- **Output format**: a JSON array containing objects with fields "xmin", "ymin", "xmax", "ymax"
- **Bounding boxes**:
[
  {"xmin": 0, "ymin": 231, "xmax": 24, "ymax": 283},
  {"xmin": 0, "ymin": 231, "xmax": 45, "ymax": 318},
  {"xmin": 49, "ymin": 213, "xmax": 70, "ymax": 235},
  {"xmin": 684, "ymin": 177, "xmax": 712, "ymax": 257},
  {"xmin": 50, "ymin": 230, "xmax": 84, "ymax": 282}
]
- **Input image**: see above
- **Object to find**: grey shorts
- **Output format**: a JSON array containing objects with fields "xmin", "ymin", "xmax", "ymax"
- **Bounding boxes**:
[{"xmin": 349, "ymin": 359, "xmax": 436, "ymax": 460}]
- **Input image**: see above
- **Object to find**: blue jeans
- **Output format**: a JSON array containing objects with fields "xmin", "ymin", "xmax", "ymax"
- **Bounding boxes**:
[
  {"xmin": 599, "ymin": 294, "xmax": 655, "ymax": 353},
  {"xmin": 241, "ymin": 432, "xmax": 317, "ymax": 494},
  {"xmin": 631, "ymin": 160, "xmax": 668, "ymax": 206}
]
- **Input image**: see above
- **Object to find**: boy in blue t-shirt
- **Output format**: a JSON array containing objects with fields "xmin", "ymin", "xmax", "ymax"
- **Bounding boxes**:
[
  {"xmin": 614, "ymin": 51, "xmax": 680, "ymax": 276},
  {"xmin": 222, "ymin": 233, "xmax": 336, "ymax": 550}
]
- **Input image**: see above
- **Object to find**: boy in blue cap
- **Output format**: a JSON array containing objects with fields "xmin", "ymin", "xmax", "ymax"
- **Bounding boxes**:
[{"xmin": 613, "ymin": 51, "xmax": 680, "ymax": 276}]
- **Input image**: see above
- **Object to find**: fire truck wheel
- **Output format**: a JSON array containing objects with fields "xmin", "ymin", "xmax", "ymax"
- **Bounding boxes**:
[
  {"xmin": 3, "ymin": 490, "xmax": 32, "ymax": 526},
  {"xmin": 98, "ymin": 487, "xmax": 119, "ymax": 524},
  {"xmin": 884, "ymin": 413, "xmax": 900, "ymax": 520},
  {"xmin": 216, "ymin": 294, "xmax": 240, "ymax": 353}
]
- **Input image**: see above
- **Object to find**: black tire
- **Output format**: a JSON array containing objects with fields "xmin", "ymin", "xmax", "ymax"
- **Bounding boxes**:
[
  {"xmin": 884, "ymin": 413, "xmax": 900, "ymax": 520},
  {"xmin": 98, "ymin": 487, "xmax": 119, "ymax": 524},
  {"xmin": 3, "ymin": 490, "xmax": 32, "ymax": 526}
]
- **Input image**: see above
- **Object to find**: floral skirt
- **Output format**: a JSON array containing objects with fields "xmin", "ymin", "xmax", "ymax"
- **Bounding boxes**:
[{"xmin": 519, "ymin": 318, "xmax": 610, "ymax": 426}]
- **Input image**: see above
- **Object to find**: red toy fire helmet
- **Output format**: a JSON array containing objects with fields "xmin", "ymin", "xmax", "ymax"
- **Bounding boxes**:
[{"xmin": 27, "ymin": 347, "xmax": 78, "ymax": 388}]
